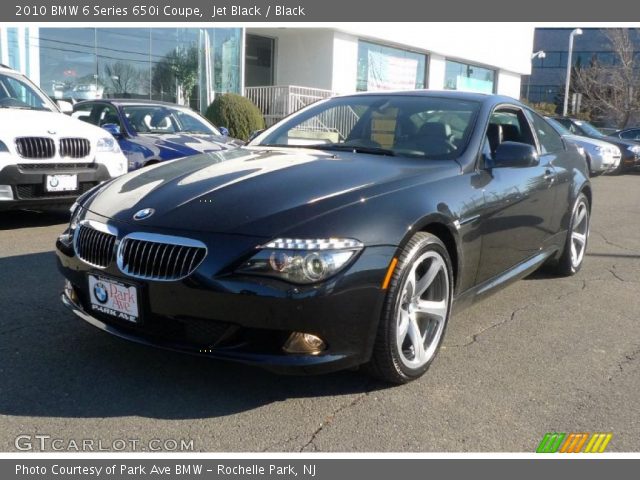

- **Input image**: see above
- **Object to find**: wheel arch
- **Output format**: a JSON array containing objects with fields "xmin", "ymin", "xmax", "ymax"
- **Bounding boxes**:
[{"xmin": 397, "ymin": 214, "xmax": 461, "ymax": 291}]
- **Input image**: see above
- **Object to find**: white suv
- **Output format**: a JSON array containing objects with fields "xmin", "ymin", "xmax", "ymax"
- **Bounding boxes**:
[{"xmin": 0, "ymin": 65, "xmax": 127, "ymax": 210}]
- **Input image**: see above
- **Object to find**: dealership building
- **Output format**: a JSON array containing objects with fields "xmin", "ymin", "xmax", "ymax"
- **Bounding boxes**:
[{"xmin": 0, "ymin": 25, "xmax": 534, "ymax": 121}]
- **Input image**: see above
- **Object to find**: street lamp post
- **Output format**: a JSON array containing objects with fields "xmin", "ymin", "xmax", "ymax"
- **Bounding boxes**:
[
  {"xmin": 563, "ymin": 28, "xmax": 583, "ymax": 117},
  {"xmin": 527, "ymin": 50, "xmax": 546, "ymax": 101}
]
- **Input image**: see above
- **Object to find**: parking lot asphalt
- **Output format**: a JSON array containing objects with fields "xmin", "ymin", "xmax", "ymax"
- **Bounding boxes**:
[{"xmin": 0, "ymin": 173, "xmax": 638, "ymax": 453}]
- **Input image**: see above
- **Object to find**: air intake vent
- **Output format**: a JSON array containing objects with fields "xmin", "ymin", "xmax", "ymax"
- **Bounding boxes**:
[
  {"xmin": 60, "ymin": 138, "xmax": 91, "ymax": 158},
  {"xmin": 117, "ymin": 234, "xmax": 207, "ymax": 281},
  {"xmin": 15, "ymin": 137, "xmax": 55, "ymax": 159},
  {"xmin": 74, "ymin": 223, "xmax": 117, "ymax": 268}
]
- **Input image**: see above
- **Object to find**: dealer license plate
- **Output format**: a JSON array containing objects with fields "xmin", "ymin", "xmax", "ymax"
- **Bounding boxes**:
[
  {"xmin": 88, "ymin": 274, "xmax": 139, "ymax": 323},
  {"xmin": 45, "ymin": 174, "xmax": 78, "ymax": 192}
]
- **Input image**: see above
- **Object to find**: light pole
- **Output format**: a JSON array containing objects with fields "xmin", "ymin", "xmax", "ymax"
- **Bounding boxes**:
[
  {"xmin": 563, "ymin": 28, "xmax": 583, "ymax": 117},
  {"xmin": 526, "ymin": 50, "xmax": 546, "ymax": 101}
]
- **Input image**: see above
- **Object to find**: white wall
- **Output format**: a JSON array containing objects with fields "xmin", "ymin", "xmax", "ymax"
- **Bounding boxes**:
[
  {"xmin": 496, "ymin": 70, "xmax": 522, "ymax": 99},
  {"xmin": 247, "ymin": 25, "xmax": 534, "ymax": 98},
  {"xmin": 250, "ymin": 28, "xmax": 335, "ymax": 90},
  {"xmin": 331, "ymin": 31, "xmax": 358, "ymax": 94},
  {"xmin": 427, "ymin": 53, "xmax": 446, "ymax": 90},
  {"xmin": 339, "ymin": 23, "xmax": 535, "ymax": 76}
]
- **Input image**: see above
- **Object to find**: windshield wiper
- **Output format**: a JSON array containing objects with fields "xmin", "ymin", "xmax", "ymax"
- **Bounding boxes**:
[{"xmin": 292, "ymin": 143, "xmax": 396, "ymax": 157}]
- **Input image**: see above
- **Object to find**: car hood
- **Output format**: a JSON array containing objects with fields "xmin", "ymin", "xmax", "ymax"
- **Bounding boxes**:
[
  {"xmin": 84, "ymin": 147, "xmax": 457, "ymax": 238},
  {"xmin": 0, "ymin": 108, "xmax": 111, "ymax": 139},
  {"xmin": 133, "ymin": 133, "xmax": 241, "ymax": 155},
  {"xmin": 594, "ymin": 135, "xmax": 638, "ymax": 150},
  {"xmin": 563, "ymin": 134, "xmax": 621, "ymax": 151}
]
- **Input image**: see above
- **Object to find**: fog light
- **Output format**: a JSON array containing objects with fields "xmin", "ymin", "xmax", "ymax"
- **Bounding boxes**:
[
  {"xmin": 64, "ymin": 280, "xmax": 79, "ymax": 304},
  {"xmin": 0, "ymin": 185, "xmax": 14, "ymax": 201},
  {"xmin": 282, "ymin": 332, "xmax": 326, "ymax": 355}
]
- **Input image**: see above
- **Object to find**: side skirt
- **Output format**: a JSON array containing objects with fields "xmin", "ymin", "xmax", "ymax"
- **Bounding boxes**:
[{"xmin": 452, "ymin": 247, "xmax": 558, "ymax": 314}]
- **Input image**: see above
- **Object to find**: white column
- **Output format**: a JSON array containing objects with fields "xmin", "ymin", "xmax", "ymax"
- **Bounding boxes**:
[{"xmin": 427, "ymin": 54, "xmax": 446, "ymax": 90}]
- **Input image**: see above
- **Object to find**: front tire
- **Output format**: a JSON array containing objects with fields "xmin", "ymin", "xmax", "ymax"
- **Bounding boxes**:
[
  {"xmin": 365, "ymin": 233, "xmax": 453, "ymax": 384},
  {"xmin": 552, "ymin": 193, "xmax": 590, "ymax": 276}
]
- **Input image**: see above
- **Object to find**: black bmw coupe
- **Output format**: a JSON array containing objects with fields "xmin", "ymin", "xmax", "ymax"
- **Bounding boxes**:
[{"xmin": 56, "ymin": 91, "xmax": 591, "ymax": 383}]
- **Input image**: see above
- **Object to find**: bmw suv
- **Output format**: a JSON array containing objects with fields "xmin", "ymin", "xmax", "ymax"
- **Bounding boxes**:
[{"xmin": 0, "ymin": 65, "xmax": 127, "ymax": 210}]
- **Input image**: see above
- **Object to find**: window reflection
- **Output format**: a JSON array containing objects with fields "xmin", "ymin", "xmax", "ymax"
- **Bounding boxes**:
[
  {"xmin": 38, "ymin": 27, "xmax": 242, "ymax": 113},
  {"xmin": 357, "ymin": 40, "xmax": 427, "ymax": 92},
  {"xmin": 444, "ymin": 60, "xmax": 495, "ymax": 94}
]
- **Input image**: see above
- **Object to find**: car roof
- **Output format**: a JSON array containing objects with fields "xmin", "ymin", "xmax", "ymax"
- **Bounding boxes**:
[{"xmin": 334, "ymin": 89, "xmax": 519, "ymax": 105}]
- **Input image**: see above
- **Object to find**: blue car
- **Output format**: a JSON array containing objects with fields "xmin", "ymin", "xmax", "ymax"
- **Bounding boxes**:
[{"xmin": 71, "ymin": 99, "xmax": 243, "ymax": 171}]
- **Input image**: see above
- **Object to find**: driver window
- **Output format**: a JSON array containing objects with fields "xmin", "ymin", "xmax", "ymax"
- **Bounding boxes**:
[
  {"xmin": 96, "ymin": 105, "xmax": 121, "ymax": 128},
  {"xmin": 484, "ymin": 108, "xmax": 536, "ymax": 162}
]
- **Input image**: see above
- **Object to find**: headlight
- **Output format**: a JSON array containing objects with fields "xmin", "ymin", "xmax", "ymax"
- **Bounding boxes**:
[
  {"xmin": 96, "ymin": 136, "xmax": 120, "ymax": 153},
  {"xmin": 577, "ymin": 146, "xmax": 586, "ymax": 157},
  {"xmin": 237, "ymin": 238, "xmax": 363, "ymax": 284},
  {"xmin": 69, "ymin": 203, "xmax": 83, "ymax": 231},
  {"xmin": 627, "ymin": 145, "xmax": 640, "ymax": 155}
]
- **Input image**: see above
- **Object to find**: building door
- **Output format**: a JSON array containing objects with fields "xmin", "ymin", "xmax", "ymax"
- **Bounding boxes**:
[{"xmin": 245, "ymin": 34, "xmax": 275, "ymax": 87}]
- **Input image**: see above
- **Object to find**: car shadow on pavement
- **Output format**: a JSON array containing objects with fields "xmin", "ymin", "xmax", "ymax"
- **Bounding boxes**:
[
  {"xmin": 0, "ymin": 209, "xmax": 70, "ymax": 231},
  {"xmin": 0, "ymin": 251, "xmax": 389, "ymax": 421}
]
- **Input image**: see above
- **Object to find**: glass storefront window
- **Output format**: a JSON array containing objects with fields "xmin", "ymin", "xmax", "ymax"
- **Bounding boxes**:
[
  {"xmin": 357, "ymin": 40, "xmax": 427, "ymax": 92},
  {"xmin": 444, "ymin": 60, "xmax": 495, "ymax": 94},
  {"xmin": 37, "ymin": 27, "xmax": 242, "ymax": 113}
]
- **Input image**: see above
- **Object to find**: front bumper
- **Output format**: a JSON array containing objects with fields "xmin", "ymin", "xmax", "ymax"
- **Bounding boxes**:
[
  {"xmin": 56, "ymin": 220, "xmax": 396, "ymax": 375},
  {"xmin": 620, "ymin": 150, "xmax": 640, "ymax": 169},
  {"xmin": 0, "ymin": 163, "xmax": 112, "ymax": 210}
]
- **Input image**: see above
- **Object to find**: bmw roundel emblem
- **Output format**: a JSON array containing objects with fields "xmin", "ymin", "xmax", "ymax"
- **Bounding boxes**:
[
  {"xmin": 93, "ymin": 282, "xmax": 108, "ymax": 304},
  {"xmin": 133, "ymin": 208, "xmax": 155, "ymax": 221}
]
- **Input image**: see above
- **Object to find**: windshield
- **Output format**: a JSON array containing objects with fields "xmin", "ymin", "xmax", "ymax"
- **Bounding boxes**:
[
  {"xmin": 121, "ymin": 105, "xmax": 221, "ymax": 135},
  {"xmin": 545, "ymin": 117, "xmax": 572, "ymax": 136},
  {"xmin": 254, "ymin": 95, "xmax": 481, "ymax": 160},
  {"xmin": 0, "ymin": 72, "xmax": 56, "ymax": 111},
  {"xmin": 575, "ymin": 120, "xmax": 605, "ymax": 138}
]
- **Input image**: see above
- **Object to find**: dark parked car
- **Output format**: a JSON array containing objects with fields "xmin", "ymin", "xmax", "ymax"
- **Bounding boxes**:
[
  {"xmin": 71, "ymin": 100, "xmax": 243, "ymax": 171},
  {"xmin": 57, "ymin": 91, "xmax": 591, "ymax": 384},
  {"xmin": 553, "ymin": 117, "xmax": 640, "ymax": 173},
  {"xmin": 609, "ymin": 127, "xmax": 640, "ymax": 143}
]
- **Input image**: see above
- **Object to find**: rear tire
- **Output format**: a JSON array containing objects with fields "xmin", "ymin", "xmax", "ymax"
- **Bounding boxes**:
[
  {"xmin": 365, "ymin": 233, "xmax": 453, "ymax": 384},
  {"xmin": 552, "ymin": 193, "xmax": 590, "ymax": 276}
]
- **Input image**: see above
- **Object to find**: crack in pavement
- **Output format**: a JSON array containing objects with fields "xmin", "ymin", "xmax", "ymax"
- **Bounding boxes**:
[
  {"xmin": 591, "ymin": 230, "xmax": 637, "ymax": 253},
  {"xmin": 442, "ymin": 265, "xmax": 637, "ymax": 350},
  {"xmin": 298, "ymin": 382, "xmax": 375, "ymax": 452},
  {"xmin": 607, "ymin": 266, "xmax": 640, "ymax": 284},
  {"xmin": 608, "ymin": 345, "xmax": 640, "ymax": 381},
  {"xmin": 450, "ymin": 301, "xmax": 538, "ymax": 349}
]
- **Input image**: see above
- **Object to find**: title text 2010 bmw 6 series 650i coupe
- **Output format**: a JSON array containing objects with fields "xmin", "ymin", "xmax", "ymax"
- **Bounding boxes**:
[{"xmin": 56, "ymin": 91, "xmax": 591, "ymax": 384}]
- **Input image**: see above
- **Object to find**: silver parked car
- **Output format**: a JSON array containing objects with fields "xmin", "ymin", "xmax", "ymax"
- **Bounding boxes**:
[{"xmin": 546, "ymin": 117, "xmax": 621, "ymax": 175}]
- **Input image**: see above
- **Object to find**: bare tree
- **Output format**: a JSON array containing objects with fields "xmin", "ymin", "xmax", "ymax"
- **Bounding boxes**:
[
  {"xmin": 103, "ymin": 62, "xmax": 142, "ymax": 97},
  {"xmin": 574, "ymin": 28, "xmax": 640, "ymax": 128}
]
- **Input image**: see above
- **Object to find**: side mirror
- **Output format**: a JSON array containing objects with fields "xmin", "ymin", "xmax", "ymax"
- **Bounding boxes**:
[
  {"xmin": 247, "ymin": 129, "xmax": 265, "ymax": 143},
  {"xmin": 492, "ymin": 141, "xmax": 538, "ymax": 168},
  {"xmin": 102, "ymin": 123, "xmax": 122, "ymax": 138},
  {"xmin": 218, "ymin": 126, "xmax": 229, "ymax": 137},
  {"xmin": 57, "ymin": 100, "xmax": 73, "ymax": 114}
]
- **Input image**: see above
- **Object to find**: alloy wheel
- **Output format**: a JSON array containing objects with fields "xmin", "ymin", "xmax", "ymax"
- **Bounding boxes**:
[
  {"xmin": 395, "ymin": 251, "xmax": 450, "ymax": 369},
  {"xmin": 570, "ymin": 200, "xmax": 589, "ymax": 269}
]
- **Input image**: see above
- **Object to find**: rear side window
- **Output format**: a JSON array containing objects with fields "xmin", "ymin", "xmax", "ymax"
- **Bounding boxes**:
[{"xmin": 525, "ymin": 110, "xmax": 565, "ymax": 154}]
